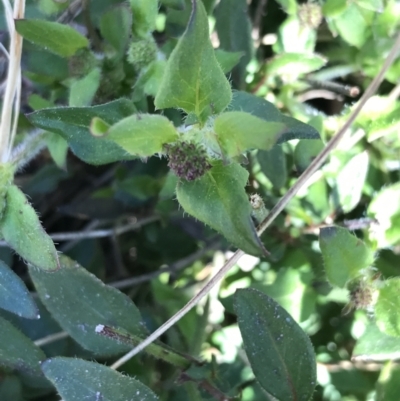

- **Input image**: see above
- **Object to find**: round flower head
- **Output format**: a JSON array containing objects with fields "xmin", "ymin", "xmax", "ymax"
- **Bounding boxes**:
[{"xmin": 164, "ymin": 141, "xmax": 211, "ymax": 181}]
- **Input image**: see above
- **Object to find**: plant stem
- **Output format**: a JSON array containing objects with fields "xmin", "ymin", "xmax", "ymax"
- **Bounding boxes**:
[
  {"xmin": 108, "ymin": 32, "xmax": 400, "ymax": 369},
  {"xmin": 0, "ymin": 0, "xmax": 25, "ymax": 162}
]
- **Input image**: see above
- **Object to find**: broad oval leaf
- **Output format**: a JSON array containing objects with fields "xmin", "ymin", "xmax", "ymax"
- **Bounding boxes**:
[
  {"xmin": 353, "ymin": 323, "xmax": 400, "ymax": 362},
  {"xmin": 229, "ymin": 91, "xmax": 320, "ymax": 142},
  {"xmin": 29, "ymin": 255, "xmax": 148, "ymax": 356},
  {"xmin": 1, "ymin": 185, "xmax": 59, "ymax": 271},
  {"xmin": 15, "ymin": 19, "xmax": 88, "ymax": 57},
  {"xmin": 257, "ymin": 146, "xmax": 287, "ymax": 190},
  {"xmin": 104, "ymin": 114, "xmax": 179, "ymax": 157},
  {"xmin": 176, "ymin": 162, "xmax": 266, "ymax": 256},
  {"xmin": 319, "ymin": 226, "xmax": 375, "ymax": 288},
  {"xmin": 42, "ymin": 357, "xmax": 159, "ymax": 401},
  {"xmin": 27, "ymin": 99, "xmax": 137, "ymax": 165},
  {"xmin": 234, "ymin": 288, "xmax": 316, "ymax": 401},
  {"xmin": 214, "ymin": 111, "xmax": 285, "ymax": 158},
  {"xmin": 0, "ymin": 260, "xmax": 38, "ymax": 318},
  {"xmin": 375, "ymin": 278, "xmax": 400, "ymax": 337},
  {"xmin": 294, "ymin": 139, "xmax": 325, "ymax": 173},
  {"xmin": 155, "ymin": 0, "xmax": 232, "ymax": 123},
  {"xmin": 0, "ymin": 315, "xmax": 46, "ymax": 378}
]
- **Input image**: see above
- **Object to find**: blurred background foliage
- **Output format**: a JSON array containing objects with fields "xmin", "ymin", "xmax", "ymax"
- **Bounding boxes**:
[{"xmin": 0, "ymin": 0, "xmax": 400, "ymax": 400}]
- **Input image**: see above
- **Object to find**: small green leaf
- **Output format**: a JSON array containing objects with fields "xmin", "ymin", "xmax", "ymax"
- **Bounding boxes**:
[
  {"xmin": 0, "ymin": 315, "xmax": 46, "ymax": 378},
  {"xmin": 176, "ymin": 162, "xmax": 266, "ymax": 256},
  {"xmin": 319, "ymin": 226, "xmax": 375, "ymax": 288},
  {"xmin": 104, "ymin": 114, "xmax": 179, "ymax": 157},
  {"xmin": 229, "ymin": 91, "xmax": 320, "ymax": 142},
  {"xmin": 1, "ymin": 185, "xmax": 59, "ymax": 271},
  {"xmin": 99, "ymin": 5, "xmax": 132, "ymax": 55},
  {"xmin": 0, "ymin": 163, "xmax": 13, "ymax": 219},
  {"xmin": 15, "ymin": 19, "xmax": 88, "ymax": 57},
  {"xmin": 45, "ymin": 133, "xmax": 68, "ymax": 170},
  {"xmin": 0, "ymin": 260, "xmax": 38, "ymax": 319},
  {"xmin": 214, "ymin": 111, "xmax": 285, "ymax": 158},
  {"xmin": 294, "ymin": 139, "xmax": 324, "ymax": 173},
  {"xmin": 214, "ymin": 49, "xmax": 244, "ymax": 74},
  {"xmin": 331, "ymin": 4, "xmax": 370, "ymax": 48},
  {"xmin": 69, "ymin": 68, "xmax": 101, "ymax": 107},
  {"xmin": 42, "ymin": 357, "xmax": 159, "ymax": 401},
  {"xmin": 322, "ymin": 0, "xmax": 347, "ymax": 17},
  {"xmin": 353, "ymin": 323, "xmax": 400, "ymax": 362},
  {"xmin": 90, "ymin": 117, "xmax": 110, "ymax": 137},
  {"xmin": 29, "ymin": 255, "xmax": 147, "ymax": 356},
  {"xmin": 333, "ymin": 151, "xmax": 369, "ymax": 213},
  {"xmin": 375, "ymin": 278, "xmax": 400, "ymax": 337},
  {"xmin": 27, "ymin": 99, "xmax": 137, "ymax": 165},
  {"xmin": 257, "ymin": 146, "xmax": 287, "ymax": 190},
  {"xmin": 155, "ymin": 0, "xmax": 232, "ymax": 123},
  {"xmin": 234, "ymin": 288, "xmax": 316, "ymax": 401},
  {"xmin": 130, "ymin": 0, "xmax": 158, "ymax": 37},
  {"xmin": 215, "ymin": 0, "xmax": 253, "ymax": 86},
  {"xmin": 267, "ymin": 52, "xmax": 327, "ymax": 76}
]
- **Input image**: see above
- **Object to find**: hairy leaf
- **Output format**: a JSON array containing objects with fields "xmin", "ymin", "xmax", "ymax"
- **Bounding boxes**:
[
  {"xmin": 42, "ymin": 358, "xmax": 159, "ymax": 401},
  {"xmin": 375, "ymin": 278, "xmax": 400, "ymax": 337},
  {"xmin": 29, "ymin": 255, "xmax": 148, "ymax": 356},
  {"xmin": 0, "ymin": 260, "xmax": 38, "ymax": 319},
  {"xmin": 1, "ymin": 185, "xmax": 59, "ymax": 271},
  {"xmin": 155, "ymin": 0, "xmax": 231, "ymax": 123},
  {"xmin": 15, "ymin": 19, "xmax": 88, "ymax": 57},
  {"xmin": 104, "ymin": 114, "xmax": 179, "ymax": 157},
  {"xmin": 214, "ymin": 111, "xmax": 285, "ymax": 158},
  {"xmin": 319, "ymin": 226, "xmax": 375, "ymax": 288},
  {"xmin": 234, "ymin": 288, "xmax": 316, "ymax": 401},
  {"xmin": 0, "ymin": 315, "xmax": 46, "ymax": 378},
  {"xmin": 176, "ymin": 162, "xmax": 266, "ymax": 256},
  {"xmin": 27, "ymin": 99, "xmax": 137, "ymax": 165}
]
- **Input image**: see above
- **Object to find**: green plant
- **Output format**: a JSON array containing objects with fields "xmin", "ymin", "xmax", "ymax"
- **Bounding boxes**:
[{"xmin": 1, "ymin": 0, "xmax": 400, "ymax": 400}]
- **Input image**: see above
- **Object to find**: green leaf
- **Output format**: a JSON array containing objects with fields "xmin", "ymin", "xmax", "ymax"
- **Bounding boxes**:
[
  {"xmin": 29, "ymin": 255, "xmax": 148, "ymax": 356},
  {"xmin": 214, "ymin": 111, "xmax": 285, "ymax": 158},
  {"xmin": 176, "ymin": 162, "xmax": 266, "ymax": 256},
  {"xmin": 0, "ymin": 315, "xmax": 46, "ymax": 378},
  {"xmin": 380, "ymin": 368, "xmax": 400, "ymax": 401},
  {"xmin": 130, "ymin": 0, "xmax": 158, "ymax": 37},
  {"xmin": 15, "ymin": 19, "xmax": 88, "ymax": 57},
  {"xmin": 375, "ymin": 278, "xmax": 400, "ymax": 337},
  {"xmin": 155, "ymin": 0, "xmax": 232, "ymax": 123},
  {"xmin": 42, "ymin": 357, "xmax": 159, "ymax": 401},
  {"xmin": 257, "ymin": 146, "xmax": 287, "ymax": 190},
  {"xmin": 0, "ymin": 260, "xmax": 38, "ymax": 319},
  {"xmin": 27, "ymin": 99, "xmax": 137, "ymax": 165},
  {"xmin": 322, "ymin": 0, "xmax": 347, "ymax": 17},
  {"xmin": 99, "ymin": 5, "xmax": 132, "ymax": 55},
  {"xmin": 1, "ymin": 185, "xmax": 59, "ymax": 271},
  {"xmin": 214, "ymin": 0, "xmax": 253, "ymax": 87},
  {"xmin": 319, "ymin": 226, "xmax": 375, "ymax": 288},
  {"xmin": 331, "ymin": 4, "xmax": 369, "ymax": 48},
  {"xmin": 214, "ymin": 49, "xmax": 244, "ymax": 74},
  {"xmin": 333, "ymin": 151, "xmax": 369, "ymax": 213},
  {"xmin": 267, "ymin": 52, "xmax": 327, "ymax": 76},
  {"xmin": 104, "ymin": 114, "xmax": 179, "ymax": 157},
  {"xmin": 69, "ymin": 68, "xmax": 101, "ymax": 107},
  {"xmin": 234, "ymin": 288, "xmax": 316, "ymax": 401},
  {"xmin": 229, "ymin": 91, "xmax": 320, "ymax": 142},
  {"xmin": 0, "ymin": 163, "xmax": 13, "ymax": 219},
  {"xmin": 356, "ymin": 0, "xmax": 383, "ymax": 12},
  {"xmin": 353, "ymin": 323, "xmax": 400, "ymax": 362},
  {"xmin": 368, "ymin": 182, "xmax": 400, "ymax": 247},
  {"xmin": 274, "ymin": 0, "xmax": 298, "ymax": 14},
  {"xmin": 160, "ymin": 0, "xmax": 185, "ymax": 9},
  {"xmin": 45, "ymin": 133, "xmax": 68, "ymax": 170},
  {"xmin": 294, "ymin": 139, "xmax": 324, "ymax": 173}
]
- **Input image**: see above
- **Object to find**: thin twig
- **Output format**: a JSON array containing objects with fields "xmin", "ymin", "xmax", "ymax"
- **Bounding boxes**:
[
  {"xmin": 0, "ymin": 215, "xmax": 159, "ymax": 247},
  {"xmin": 34, "ymin": 331, "xmax": 69, "ymax": 347},
  {"xmin": 109, "ymin": 32, "xmax": 400, "ymax": 369},
  {"xmin": 110, "ymin": 238, "xmax": 221, "ymax": 290}
]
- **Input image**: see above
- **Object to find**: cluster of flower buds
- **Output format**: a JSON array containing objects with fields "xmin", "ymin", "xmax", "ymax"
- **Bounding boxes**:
[{"xmin": 164, "ymin": 141, "xmax": 211, "ymax": 181}]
